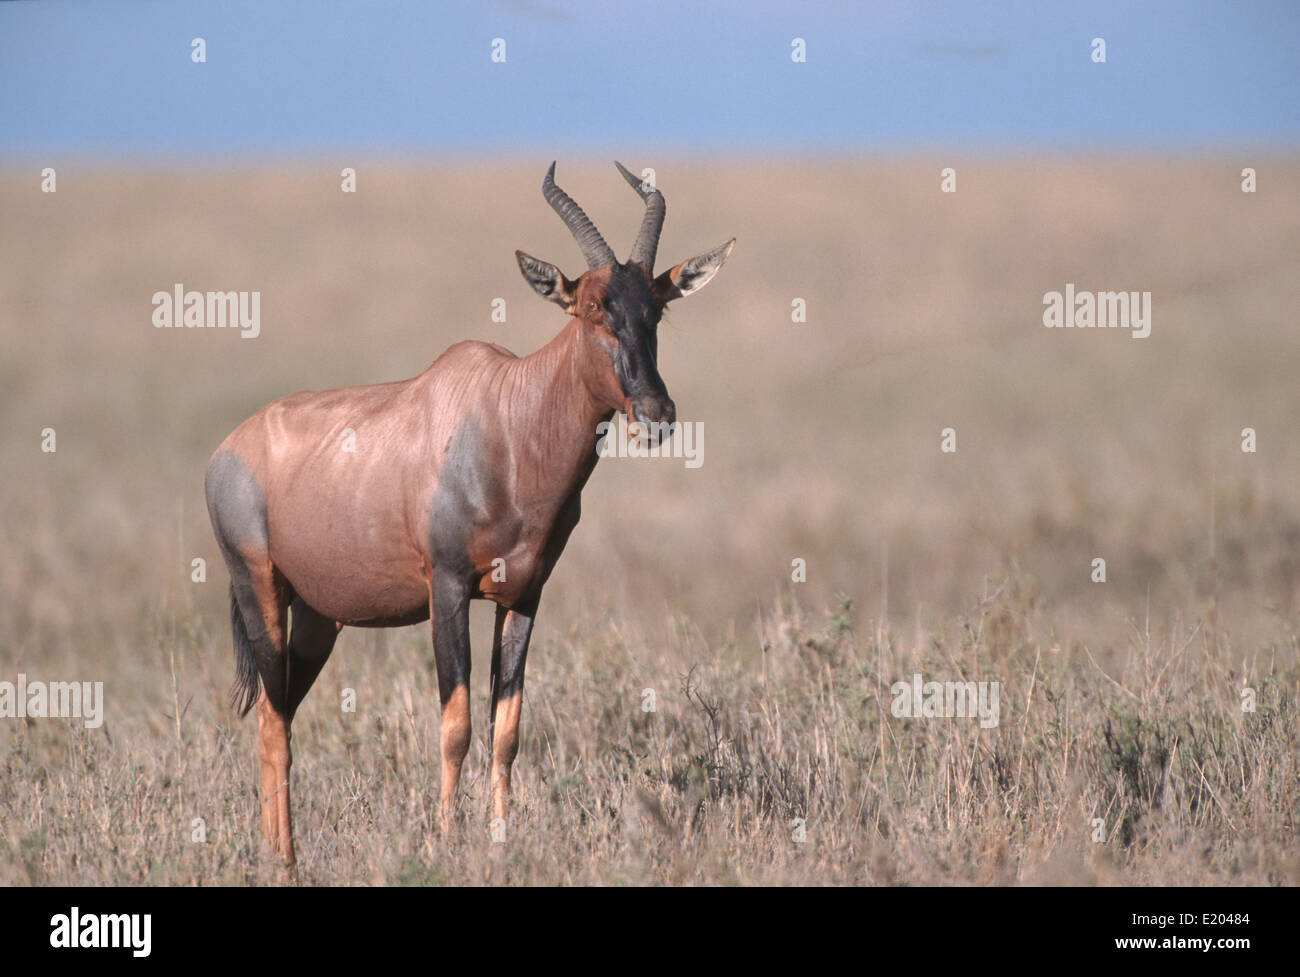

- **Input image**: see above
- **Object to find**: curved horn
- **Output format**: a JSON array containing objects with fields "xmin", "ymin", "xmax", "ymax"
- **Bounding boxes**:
[
  {"xmin": 542, "ymin": 162, "xmax": 615, "ymax": 270},
  {"xmin": 614, "ymin": 161, "xmax": 666, "ymax": 271}
]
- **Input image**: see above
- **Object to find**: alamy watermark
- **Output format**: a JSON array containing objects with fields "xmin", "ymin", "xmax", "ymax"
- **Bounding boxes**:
[
  {"xmin": 596, "ymin": 412, "xmax": 703, "ymax": 469},
  {"xmin": 152, "ymin": 283, "xmax": 261, "ymax": 338},
  {"xmin": 0, "ymin": 674, "xmax": 104, "ymax": 729},
  {"xmin": 890, "ymin": 673, "xmax": 1000, "ymax": 728},
  {"xmin": 1043, "ymin": 283, "xmax": 1150, "ymax": 339},
  {"xmin": 50, "ymin": 907, "xmax": 150, "ymax": 957}
]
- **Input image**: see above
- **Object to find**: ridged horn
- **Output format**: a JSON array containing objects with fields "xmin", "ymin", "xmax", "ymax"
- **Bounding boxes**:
[
  {"xmin": 541, "ymin": 162, "xmax": 615, "ymax": 270},
  {"xmin": 614, "ymin": 161, "xmax": 666, "ymax": 271}
]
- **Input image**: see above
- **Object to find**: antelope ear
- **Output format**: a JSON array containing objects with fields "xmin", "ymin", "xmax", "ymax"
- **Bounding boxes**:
[
  {"xmin": 653, "ymin": 238, "xmax": 735, "ymax": 303},
  {"xmin": 516, "ymin": 250, "xmax": 578, "ymax": 311}
]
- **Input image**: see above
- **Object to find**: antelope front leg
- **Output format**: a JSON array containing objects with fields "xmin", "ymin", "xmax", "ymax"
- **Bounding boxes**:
[
  {"xmin": 488, "ymin": 601, "xmax": 536, "ymax": 823},
  {"xmin": 432, "ymin": 572, "xmax": 472, "ymax": 834}
]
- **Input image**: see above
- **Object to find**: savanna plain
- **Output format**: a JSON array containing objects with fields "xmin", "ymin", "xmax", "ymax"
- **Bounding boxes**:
[{"xmin": 1, "ymin": 159, "xmax": 1298, "ymax": 885}]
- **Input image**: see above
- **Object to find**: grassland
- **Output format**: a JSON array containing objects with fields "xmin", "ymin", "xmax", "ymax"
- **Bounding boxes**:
[{"xmin": 1, "ymin": 159, "xmax": 1298, "ymax": 884}]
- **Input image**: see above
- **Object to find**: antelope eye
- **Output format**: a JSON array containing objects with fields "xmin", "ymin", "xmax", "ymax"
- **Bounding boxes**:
[{"xmin": 587, "ymin": 300, "xmax": 600, "ymax": 314}]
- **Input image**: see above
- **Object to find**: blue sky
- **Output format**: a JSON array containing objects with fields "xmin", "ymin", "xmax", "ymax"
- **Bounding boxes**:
[{"xmin": 1, "ymin": 0, "xmax": 1297, "ymax": 158}]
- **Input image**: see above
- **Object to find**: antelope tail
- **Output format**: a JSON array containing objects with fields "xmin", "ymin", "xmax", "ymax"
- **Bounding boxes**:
[{"xmin": 228, "ymin": 585, "xmax": 261, "ymax": 717}]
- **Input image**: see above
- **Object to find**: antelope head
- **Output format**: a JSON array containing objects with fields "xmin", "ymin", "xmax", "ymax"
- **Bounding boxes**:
[{"xmin": 516, "ymin": 162, "xmax": 734, "ymax": 443}]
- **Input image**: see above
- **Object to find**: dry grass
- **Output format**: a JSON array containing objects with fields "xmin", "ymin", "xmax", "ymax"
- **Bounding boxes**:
[{"xmin": 1, "ymin": 159, "xmax": 1298, "ymax": 884}]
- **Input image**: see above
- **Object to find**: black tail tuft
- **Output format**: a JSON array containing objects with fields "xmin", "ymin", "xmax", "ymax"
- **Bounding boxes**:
[{"xmin": 229, "ymin": 585, "xmax": 261, "ymax": 717}]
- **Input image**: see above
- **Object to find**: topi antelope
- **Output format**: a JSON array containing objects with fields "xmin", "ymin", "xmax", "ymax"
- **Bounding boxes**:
[{"xmin": 205, "ymin": 162, "xmax": 734, "ymax": 861}]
